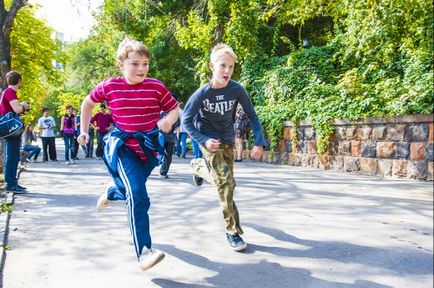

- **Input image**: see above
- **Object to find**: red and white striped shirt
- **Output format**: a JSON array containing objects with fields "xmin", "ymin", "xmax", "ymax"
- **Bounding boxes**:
[{"xmin": 89, "ymin": 77, "xmax": 178, "ymax": 161}]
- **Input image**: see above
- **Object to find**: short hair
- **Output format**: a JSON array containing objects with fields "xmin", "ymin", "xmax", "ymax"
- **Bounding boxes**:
[
  {"xmin": 65, "ymin": 105, "xmax": 73, "ymax": 110},
  {"xmin": 116, "ymin": 37, "xmax": 150, "ymax": 62},
  {"xmin": 42, "ymin": 108, "xmax": 49, "ymax": 113},
  {"xmin": 210, "ymin": 43, "xmax": 237, "ymax": 63},
  {"xmin": 6, "ymin": 71, "xmax": 22, "ymax": 85}
]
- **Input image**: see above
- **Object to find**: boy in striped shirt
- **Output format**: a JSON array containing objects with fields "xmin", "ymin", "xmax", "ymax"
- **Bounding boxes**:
[{"xmin": 78, "ymin": 37, "xmax": 179, "ymax": 271}]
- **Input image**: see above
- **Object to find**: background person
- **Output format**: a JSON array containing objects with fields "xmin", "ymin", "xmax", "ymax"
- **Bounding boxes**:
[
  {"xmin": 85, "ymin": 124, "xmax": 95, "ymax": 158},
  {"xmin": 0, "ymin": 71, "xmax": 30, "ymax": 193},
  {"xmin": 60, "ymin": 105, "xmax": 77, "ymax": 165},
  {"xmin": 90, "ymin": 103, "xmax": 113, "ymax": 159},
  {"xmin": 37, "ymin": 108, "xmax": 57, "ymax": 162},
  {"xmin": 234, "ymin": 105, "xmax": 251, "ymax": 162},
  {"xmin": 71, "ymin": 108, "xmax": 86, "ymax": 160},
  {"xmin": 159, "ymin": 111, "xmax": 179, "ymax": 178},
  {"xmin": 176, "ymin": 102, "xmax": 187, "ymax": 158},
  {"xmin": 21, "ymin": 124, "xmax": 41, "ymax": 163}
]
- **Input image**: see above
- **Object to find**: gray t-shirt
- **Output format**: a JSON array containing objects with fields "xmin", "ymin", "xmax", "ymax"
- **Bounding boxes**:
[
  {"xmin": 38, "ymin": 116, "xmax": 56, "ymax": 137},
  {"xmin": 183, "ymin": 80, "xmax": 265, "ymax": 147}
]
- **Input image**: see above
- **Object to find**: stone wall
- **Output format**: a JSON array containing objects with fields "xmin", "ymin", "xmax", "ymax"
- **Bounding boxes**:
[{"xmin": 250, "ymin": 114, "xmax": 433, "ymax": 181}]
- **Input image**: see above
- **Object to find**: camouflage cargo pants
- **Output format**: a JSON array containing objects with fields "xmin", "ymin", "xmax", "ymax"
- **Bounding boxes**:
[{"xmin": 190, "ymin": 143, "xmax": 243, "ymax": 235}]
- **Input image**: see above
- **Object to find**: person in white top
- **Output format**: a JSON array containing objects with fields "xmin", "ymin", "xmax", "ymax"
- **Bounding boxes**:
[
  {"xmin": 37, "ymin": 108, "xmax": 57, "ymax": 161},
  {"xmin": 176, "ymin": 102, "xmax": 188, "ymax": 158}
]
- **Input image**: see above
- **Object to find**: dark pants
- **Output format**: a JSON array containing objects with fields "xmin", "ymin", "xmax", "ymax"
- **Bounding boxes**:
[
  {"xmin": 41, "ymin": 137, "xmax": 57, "ymax": 161},
  {"xmin": 192, "ymin": 139, "xmax": 202, "ymax": 159},
  {"xmin": 160, "ymin": 141, "xmax": 175, "ymax": 176},
  {"xmin": 71, "ymin": 138, "xmax": 86, "ymax": 159},
  {"xmin": 86, "ymin": 129, "xmax": 95, "ymax": 157},
  {"xmin": 63, "ymin": 134, "xmax": 76, "ymax": 161},
  {"xmin": 176, "ymin": 132, "xmax": 187, "ymax": 157},
  {"xmin": 96, "ymin": 131, "xmax": 108, "ymax": 157},
  {"xmin": 4, "ymin": 134, "xmax": 21, "ymax": 186}
]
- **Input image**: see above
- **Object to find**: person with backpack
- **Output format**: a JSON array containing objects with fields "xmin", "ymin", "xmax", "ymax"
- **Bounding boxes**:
[{"xmin": 0, "ymin": 71, "xmax": 30, "ymax": 193}]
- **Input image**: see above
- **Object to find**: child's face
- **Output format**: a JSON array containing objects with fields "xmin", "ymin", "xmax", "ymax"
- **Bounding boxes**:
[
  {"xmin": 209, "ymin": 54, "xmax": 235, "ymax": 88},
  {"xmin": 119, "ymin": 51, "xmax": 149, "ymax": 85}
]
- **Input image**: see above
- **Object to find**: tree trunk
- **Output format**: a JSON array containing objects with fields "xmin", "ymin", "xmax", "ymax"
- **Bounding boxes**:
[
  {"xmin": 0, "ymin": 0, "xmax": 28, "ymax": 88},
  {"xmin": 0, "ymin": 0, "xmax": 28, "ymax": 172}
]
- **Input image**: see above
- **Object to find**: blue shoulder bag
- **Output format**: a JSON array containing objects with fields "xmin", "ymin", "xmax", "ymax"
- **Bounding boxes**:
[{"xmin": 0, "ymin": 90, "xmax": 24, "ymax": 139}]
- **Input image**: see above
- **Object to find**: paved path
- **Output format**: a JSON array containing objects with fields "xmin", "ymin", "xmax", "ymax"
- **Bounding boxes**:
[{"xmin": 1, "ymin": 140, "xmax": 433, "ymax": 287}]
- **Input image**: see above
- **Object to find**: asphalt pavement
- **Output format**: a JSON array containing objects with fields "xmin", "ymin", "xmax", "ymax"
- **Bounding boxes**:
[{"xmin": 1, "ymin": 139, "xmax": 433, "ymax": 288}]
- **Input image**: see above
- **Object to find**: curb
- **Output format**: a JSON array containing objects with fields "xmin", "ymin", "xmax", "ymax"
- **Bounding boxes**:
[
  {"xmin": 0, "ymin": 165, "xmax": 23, "ymax": 278},
  {"xmin": 0, "ymin": 191, "xmax": 14, "ymax": 272}
]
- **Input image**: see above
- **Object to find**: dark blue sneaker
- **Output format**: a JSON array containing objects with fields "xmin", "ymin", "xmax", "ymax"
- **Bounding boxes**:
[
  {"xmin": 226, "ymin": 233, "xmax": 247, "ymax": 252},
  {"xmin": 16, "ymin": 184, "xmax": 27, "ymax": 190},
  {"xmin": 5, "ymin": 185, "xmax": 27, "ymax": 194}
]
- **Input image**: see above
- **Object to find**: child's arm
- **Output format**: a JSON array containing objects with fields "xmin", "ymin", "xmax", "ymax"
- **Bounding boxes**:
[
  {"xmin": 157, "ymin": 106, "xmax": 179, "ymax": 133},
  {"xmin": 238, "ymin": 88, "xmax": 266, "ymax": 160},
  {"xmin": 37, "ymin": 119, "xmax": 45, "ymax": 130},
  {"xmin": 78, "ymin": 96, "xmax": 96, "ymax": 145},
  {"xmin": 60, "ymin": 116, "xmax": 65, "ymax": 133}
]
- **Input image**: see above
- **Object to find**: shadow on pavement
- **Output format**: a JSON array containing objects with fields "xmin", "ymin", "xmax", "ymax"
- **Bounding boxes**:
[
  {"xmin": 152, "ymin": 244, "xmax": 392, "ymax": 288},
  {"xmin": 245, "ymin": 223, "xmax": 433, "ymax": 275}
]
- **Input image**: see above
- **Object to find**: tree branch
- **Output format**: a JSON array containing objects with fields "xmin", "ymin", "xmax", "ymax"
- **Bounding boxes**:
[{"xmin": 4, "ymin": 0, "xmax": 28, "ymax": 38}]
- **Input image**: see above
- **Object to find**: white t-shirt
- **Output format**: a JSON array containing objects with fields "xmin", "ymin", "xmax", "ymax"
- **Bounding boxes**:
[
  {"xmin": 178, "ymin": 108, "xmax": 187, "ymax": 133},
  {"xmin": 38, "ymin": 116, "xmax": 56, "ymax": 137}
]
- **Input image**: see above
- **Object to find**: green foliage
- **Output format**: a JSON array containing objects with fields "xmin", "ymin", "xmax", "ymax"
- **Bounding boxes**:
[
  {"xmin": 10, "ymin": 4, "xmax": 66, "ymax": 125},
  {"xmin": 1, "ymin": 202, "xmax": 14, "ymax": 213},
  {"xmin": 61, "ymin": 0, "xmax": 432, "ymax": 156},
  {"xmin": 65, "ymin": 0, "xmax": 199, "ymax": 102},
  {"xmin": 239, "ymin": 0, "xmax": 433, "ymax": 153},
  {"xmin": 65, "ymin": 31, "xmax": 122, "ymax": 93}
]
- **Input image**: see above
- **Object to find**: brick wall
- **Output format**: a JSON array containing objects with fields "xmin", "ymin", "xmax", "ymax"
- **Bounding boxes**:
[{"xmin": 251, "ymin": 114, "xmax": 434, "ymax": 181}]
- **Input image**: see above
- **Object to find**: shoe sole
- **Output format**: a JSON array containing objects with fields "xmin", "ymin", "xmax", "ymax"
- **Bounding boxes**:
[
  {"xmin": 6, "ymin": 190, "xmax": 27, "ymax": 194},
  {"xmin": 231, "ymin": 242, "xmax": 247, "ymax": 252},
  {"xmin": 140, "ymin": 252, "xmax": 165, "ymax": 271}
]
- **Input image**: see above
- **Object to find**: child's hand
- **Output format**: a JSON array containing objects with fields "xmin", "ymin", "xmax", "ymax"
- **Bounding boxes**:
[
  {"xmin": 77, "ymin": 133, "xmax": 89, "ymax": 145},
  {"xmin": 250, "ymin": 145, "xmax": 264, "ymax": 160},
  {"xmin": 157, "ymin": 117, "xmax": 172, "ymax": 133},
  {"xmin": 205, "ymin": 138, "xmax": 221, "ymax": 152},
  {"xmin": 20, "ymin": 101, "xmax": 30, "ymax": 112}
]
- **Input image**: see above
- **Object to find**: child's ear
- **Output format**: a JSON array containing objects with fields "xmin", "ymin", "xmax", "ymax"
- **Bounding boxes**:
[
  {"xmin": 118, "ymin": 60, "xmax": 124, "ymax": 69},
  {"xmin": 209, "ymin": 62, "xmax": 214, "ymax": 71}
]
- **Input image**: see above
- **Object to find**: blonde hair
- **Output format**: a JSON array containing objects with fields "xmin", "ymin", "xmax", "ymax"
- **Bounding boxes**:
[
  {"xmin": 116, "ymin": 37, "xmax": 150, "ymax": 62},
  {"xmin": 210, "ymin": 43, "xmax": 237, "ymax": 63}
]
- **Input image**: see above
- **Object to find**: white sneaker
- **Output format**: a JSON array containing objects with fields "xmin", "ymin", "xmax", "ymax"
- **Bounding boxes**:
[
  {"xmin": 65, "ymin": 161, "xmax": 70, "ymax": 165},
  {"xmin": 96, "ymin": 192, "xmax": 112, "ymax": 211},
  {"xmin": 70, "ymin": 159, "xmax": 75, "ymax": 164},
  {"xmin": 139, "ymin": 248, "xmax": 165, "ymax": 271}
]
